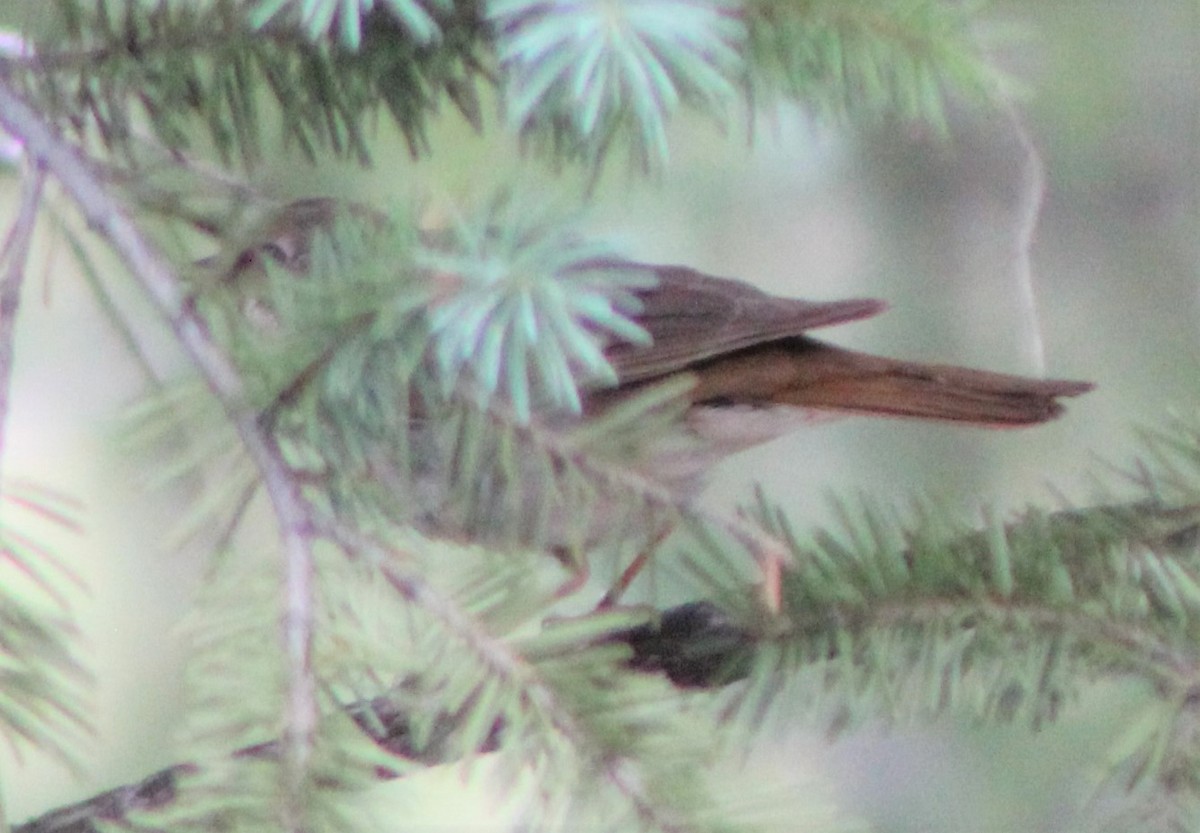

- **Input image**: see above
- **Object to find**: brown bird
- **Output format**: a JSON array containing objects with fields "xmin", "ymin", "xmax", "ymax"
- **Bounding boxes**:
[
  {"xmin": 213, "ymin": 200, "xmax": 1093, "ymax": 604},
  {"xmin": 607, "ymin": 262, "xmax": 1089, "ymax": 417},
  {"xmin": 213, "ymin": 199, "xmax": 1092, "ymax": 475},
  {"xmin": 556, "ymin": 260, "xmax": 1091, "ymax": 606},
  {"xmin": 566, "ymin": 260, "xmax": 1091, "ymax": 487}
]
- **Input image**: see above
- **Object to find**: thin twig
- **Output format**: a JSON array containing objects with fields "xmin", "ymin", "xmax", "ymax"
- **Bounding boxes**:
[
  {"xmin": 0, "ymin": 75, "xmax": 317, "ymax": 833},
  {"xmin": 1001, "ymin": 98, "xmax": 1048, "ymax": 376},
  {"xmin": 0, "ymin": 160, "xmax": 46, "ymax": 466}
]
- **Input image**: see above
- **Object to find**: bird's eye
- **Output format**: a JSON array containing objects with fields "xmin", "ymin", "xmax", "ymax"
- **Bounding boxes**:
[{"xmin": 229, "ymin": 248, "xmax": 258, "ymax": 272}]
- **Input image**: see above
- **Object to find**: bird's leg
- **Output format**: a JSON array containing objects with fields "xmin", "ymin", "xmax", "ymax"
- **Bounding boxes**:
[
  {"xmin": 596, "ymin": 521, "xmax": 676, "ymax": 609},
  {"xmin": 599, "ymin": 514, "xmax": 788, "ymax": 613},
  {"xmin": 550, "ymin": 545, "xmax": 591, "ymax": 599}
]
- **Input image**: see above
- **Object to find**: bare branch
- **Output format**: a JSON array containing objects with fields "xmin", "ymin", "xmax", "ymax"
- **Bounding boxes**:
[{"xmin": 1002, "ymin": 98, "xmax": 1049, "ymax": 376}]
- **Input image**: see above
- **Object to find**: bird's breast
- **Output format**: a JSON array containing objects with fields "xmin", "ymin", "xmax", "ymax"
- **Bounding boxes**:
[{"xmin": 684, "ymin": 403, "xmax": 843, "ymax": 457}]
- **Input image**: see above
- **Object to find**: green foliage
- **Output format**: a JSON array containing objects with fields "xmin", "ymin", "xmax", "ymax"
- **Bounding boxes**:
[
  {"xmin": 490, "ymin": 0, "xmax": 744, "ymax": 168},
  {"xmin": 133, "ymin": 545, "xmax": 408, "ymax": 833},
  {"xmin": 183, "ymin": 195, "xmax": 692, "ymax": 562},
  {"xmin": 117, "ymin": 378, "xmax": 259, "ymax": 552},
  {"xmin": 418, "ymin": 193, "xmax": 655, "ymax": 421},
  {"xmin": 249, "ymin": 0, "xmax": 453, "ymax": 50},
  {"xmin": 0, "ymin": 482, "xmax": 90, "ymax": 773},
  {"xmin": 30, "ymin": 0, "xmax": 488, "ymax": 163},
  {"xmin": 687, "ymin": 421, "xmax": 1200, "ymax": 824},
  {"xmin": 196, "ymin": 193, "xmax": 656, "ymax": 421},
  {"xmin": 18, "ymin": 0, "xmax": 1009, "ymax": 173},
  {"xmin": 5, "ymin": 1, "xmax": 1165, "ymax": 832},
  {"xmin": 743, "ymin": 0, "xmax": 1009, "ymax": 127},
  {"xmin": 137, "ymin": 518, "xmax": 741, "ymax": 833}
]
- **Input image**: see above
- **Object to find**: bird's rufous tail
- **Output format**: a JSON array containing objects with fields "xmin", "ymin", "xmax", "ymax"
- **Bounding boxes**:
[
  {"xmin": 773, "ymin": 344, "xmax": 1094, "ymax": 426},
  {"xmin": 686, "ymin": 339, "xmax": 1094, "ymax": 427}
]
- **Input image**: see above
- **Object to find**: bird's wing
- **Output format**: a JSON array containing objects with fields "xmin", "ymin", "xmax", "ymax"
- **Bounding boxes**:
[{"xmin": 601, "ymin": 262, "xmax": 887, "ymax": 385}]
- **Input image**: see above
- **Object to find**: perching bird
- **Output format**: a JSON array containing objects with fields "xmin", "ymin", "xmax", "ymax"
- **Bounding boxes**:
[
  {"xmin": 210, "ymin": 198, "xmax": 1093, "ymax": 604},
  {"xmin": 588, "ymin": 258, "xmax": 1091, "ymax": 480},
  {"xmin": 211, "ymin": 199, "xmax": 1092, "ymax": 483}
]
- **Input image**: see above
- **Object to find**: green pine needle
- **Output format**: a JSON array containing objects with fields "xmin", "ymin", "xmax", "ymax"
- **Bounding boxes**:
[
  {"xmin": 744, "ymin": 0, "xmax": 1010, "ymax": 126},
  {"xmin": 419, "ymin": 196, "xmax": 654, "ymax": 422},
  {"xmin": 492, "ymin": 0, "xmax": 745, "ymax": 167},
  {"xmin": 250, "ymin": 0, "xmax": 446, "ymax": 49},
  {"xmin": 0, "ymin": 485, "xmax": 91, "ymax": 774}
]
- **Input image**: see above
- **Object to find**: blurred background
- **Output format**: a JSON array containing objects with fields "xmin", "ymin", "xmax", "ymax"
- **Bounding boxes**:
[{"xmin": 2, "ymin": 0, "xmax": 1197, "ymax": 829}]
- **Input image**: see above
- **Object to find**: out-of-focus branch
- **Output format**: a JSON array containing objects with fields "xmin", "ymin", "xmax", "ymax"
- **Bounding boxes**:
[
  {"xmin": 1002, "ymin": 98, "xmax": 1049, "ymax": 376},
  {"xmin": 18, "ymin": 497, "xmax": 1200, "ymax": 832},
  {"xmin": 0, "ymin": 76, "xmax": 692, "ymax": 833},
  {"xmin": 14, "ymin": 600, "xmax": 744, "ymax": 833},
  {"xmin": 0, "ymin": 160, "xmax": 46, "ymax": 465},
  {"xmin": 319, "ymin": 515, "xmax": 687, "ymax": 832},
  {"xmin": 0, "ymin": 74, "xmax": 318, "ymax": 833}
]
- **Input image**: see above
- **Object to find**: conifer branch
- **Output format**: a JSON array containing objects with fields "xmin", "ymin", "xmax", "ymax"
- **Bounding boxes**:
[
  {"xmin": 17, "ymin": 0, "xmax": 1008, "ymax": 173},
  {"xmin": 14, "ymin": 2, "xmax": 490, "ymax": 164},
  {"xmin": 18, "ymin": 497, "xmax": 1200, "ymax": 833},
  {"xmin": 0, "ymin": 4, "xmax": 1153, "ymax": 830},
  {"xmin": 0, "ymin": 159, "xmax": 45, "ymax": 464},
  {"xmin": 11, "ymin": 599, "xmax": 737, "ymax": 833},
  {"xmin": 317, "ymin": 515, "xmax": 691, "ymax": 833},
  {"xmin": 0, "ymin": 73, "xmax": 320, "ymax": 832}
]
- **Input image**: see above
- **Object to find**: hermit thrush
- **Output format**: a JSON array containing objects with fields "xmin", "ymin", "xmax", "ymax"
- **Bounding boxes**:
[
  {"xmin": 209, "ymin": 199, "xmax": 1092, "ymax": 603},
  {"xmin": 211, "ymin": 199, "xmax": 1091, "ymax": 479},
  {"xmin": 592, "ymin": 259, "xmax": 1090, "ymax": 444}
]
